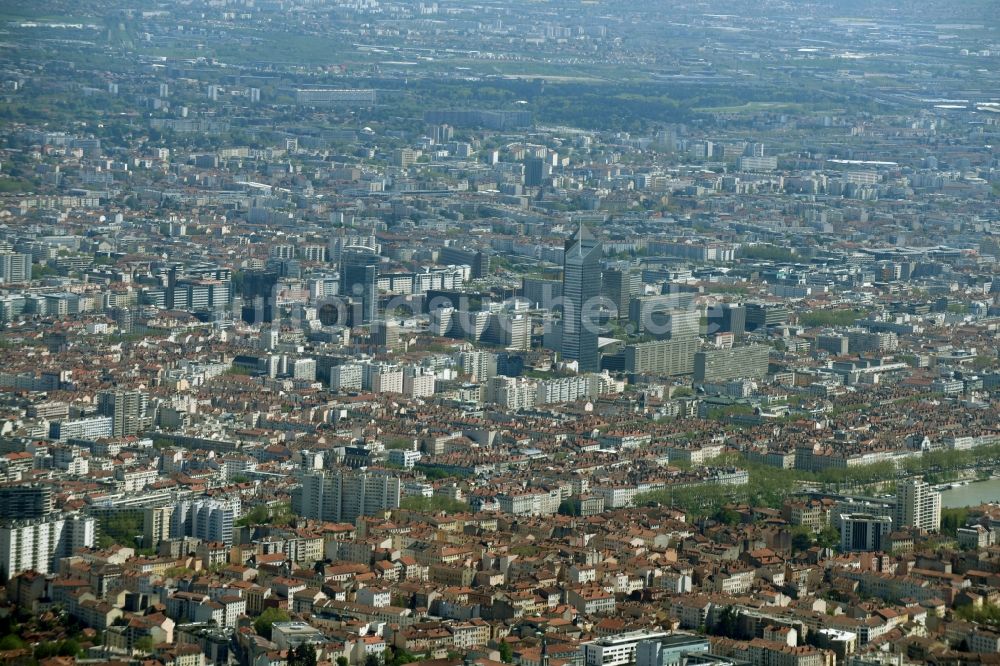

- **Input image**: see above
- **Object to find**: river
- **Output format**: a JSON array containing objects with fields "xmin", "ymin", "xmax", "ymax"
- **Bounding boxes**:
[{"xmin": 940, "ymin": 478, "xmax": 1000, "ymax": 508}]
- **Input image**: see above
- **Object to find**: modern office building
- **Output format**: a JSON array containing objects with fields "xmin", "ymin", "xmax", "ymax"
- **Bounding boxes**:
[
  {"xmin": 602, "ymin": 268, "xmax": 641, "ymax": 319},
  {"xmin": 433, "ymin": 302, "xmax": 530, "ymax": 351},
  {"xmin": 294, "ymin": 469, "xmax": 401, "ymax": 522},
  {"xmin": 847, "ymin": 329, "xmax": 899, "ymax": 354},
  {"xmin": 524, "ymin": 157, "xmax": 548, "ymax": 187},
  {"xmin": 0, "ymin": 295, "xmax": 26, "ymax": 322},
  {"xmin": 329, "ymin": 233, "xmax": 379, "ymax": 265},
  {"xmin": 562, "ymin": 225, "xmax": 602, "ymax": 372},
  {"xmin": 241, "ymin": 270, "xmax": 279, "ymax": 324},
  {"xmin": 629, "ymin": 296, "xmax": 700, "ymax": 338},
  {"xmin": 816, "ymin": 334, "xmax": 850, "ymax": 356},
  {"xmin": 341, "ymin": 246, "xmax": 380, "ymax": 324},
  {"xmin": 744, "ymin": 302, "xmax": 789, "ymax": 331},
  {"xmin": 840, "ymin": 513, "xmax": 893, "ymax": 552},
  {"xmin": 522, "ymin": 276, "xmax": 562, "ymax": 307},
  {"xmin": 636, "ymin": 635, "xmax": 711, "ymax": 666},
  {"xmin": 172, "ymin": 278, "xmax": 230, "ymax": 313},
  {"xmin": 694, "ymin": 344, "xmax": 770, "ymax": 384},
  {"xmin": 583, "ymin": 630, "xmax": 671, "ymax": 666},
  {"xmin": 439, "ymin": 246, "xmax": 490, "ymax": 279},
  {"xmin": 716, "ymin": 303, "xmax": 746, "ymax": 336},
  {"xmin": 895, "ymin": 478, "xmax": 941, "ymax": 532}
]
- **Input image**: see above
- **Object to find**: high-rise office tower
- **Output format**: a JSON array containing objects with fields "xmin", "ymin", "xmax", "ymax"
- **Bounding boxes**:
[
  {"xmin": 745, "ymin": 302, "xmax": 789, "ymax": 331},
  {"xmin": 895, "ymin": 478, "xmax": 941, "ymax": 531},
  {"xmin": 629, "ymin": 294, "xmax": 698, "ymax": 337},
  {"xmin": 718, "ymin": 303, "xmax": 746, "ymax": 335},
  {"xmin": 329, "ymin": 233, "xmax": 379, "ymax": 265},
  {"xmin": 294, "ymin": 469, "xmax": 400, "ymax": 522},
  {"xmin": 561, "ymin": 225, "xmax": 602, "ymax": 372},
  {"xmin": 241, "ymin": 270, "xmax": 279, "ymax": 324},
  {"xmin": 601, "ymin": 268, "xmax": 640, "ymax": 319},
  {"xmin": 524, "ymin": 158, "xmax": 547, "ymax": 187},
  {"xmin": 340, "ymin": 246, "xmax": 379, "ymax": 324},
  {"xmin": 97, "ymin": 389, "xmax": 148, "ymax": 438}
]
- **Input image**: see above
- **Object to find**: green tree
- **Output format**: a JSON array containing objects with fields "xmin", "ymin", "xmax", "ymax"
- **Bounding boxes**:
[
  {"xmin": 0, "ymin": 635, "xmax": 25, "ymax": 650},
  {"xmin": 712, "ymin": 507, "xmax": 740, "ymax": 525},
  {"xmin": 365, "ymin": 653, "xmax": 384, "ymax": 666},
  {"xmin": 957, "ymin": 602, "xmax": 1000, "ymax": 627},
  {"xmin": 557, "ymin": 499, "xmax": 579, "ymax": 516},
  {"xmin": 385, "ymin": 648, "xmax": 419, "ymax": 666},
  {"xmin": 237, "ymin": 504, "xmax": 272, "ymax": 526},
  {"xmin": 59, "ymin": 639, "xmax": 81, "ymax": 657},
  {"xmin": 791, "ymin": 530, "xmax": 813, "ymax": 553},
  {"xmin": 133, "ymin": 636, "xmax": 154, "ymax": 653},
  {"xmin": 941, "ymin": 508, "xmax": 970, "ymax": 538},
  {"xmin": 714, "ymin": 606, "xmax": 741, "ymax": 638},
  {"xmin": 98, "ymin": 512, "xmax": 144, "ymax": 549},
  {"xmin": 817, "ymin": 526, "xmax": 840, "ymax": 549},
  {"xmin": 337, "ymin": 658, "xmax": 350, "ymax": 666},
  {"xmin": 499, "ymin": 642, "xmax": 514, "ymax": 663},
  {"xmin": 35, "ymin": 643, "xmax": 59, "ymax": 659},
  {"xmin": 254, "ymin": 607, "xmax": 291, "ymax": 640},
  {"xmin": 290, "ymin": 644, "xmax": 318, "ymax": 666}
]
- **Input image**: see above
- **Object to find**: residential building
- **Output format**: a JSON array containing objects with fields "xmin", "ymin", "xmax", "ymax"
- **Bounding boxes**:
[
  {"xmin": 694, "ymin": 345, "xmax": 770, "ymax": 383},
  {"xmin": 0, "ymin": 514, "xmax": 96, "ymax": 577},
  {"xmin": 895, "ymin": 478, "xmax": 941, "ymax": 532},
  {"xmin": 294, "ymin": 469, "xmax": 401, "ymax": 522}
]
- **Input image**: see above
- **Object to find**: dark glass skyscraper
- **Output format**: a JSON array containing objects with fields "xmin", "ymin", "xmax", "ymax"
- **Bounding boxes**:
[
  {"xmin": 719, "ymin": 303, "xmax": 746, "ymax": 335},
  {"xmin": 601, "ymin": 267, "xmax": 640, "ymax": 319},
  {"xmin": 341, "ymin": 245, "xmax": 379, "ymax": 324},
  {"xmin": 241, "ymin": 270, "xmax": 279, "ymax": 324},
  {"xmin": 561, "ymin": 225, "xmax": 602, "ymax": 372}
]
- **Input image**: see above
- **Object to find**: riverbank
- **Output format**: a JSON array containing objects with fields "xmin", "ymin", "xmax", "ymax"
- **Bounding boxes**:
[{"xmin": 940, "ymin": 477, "xmax": 1000, "ymax": 508}]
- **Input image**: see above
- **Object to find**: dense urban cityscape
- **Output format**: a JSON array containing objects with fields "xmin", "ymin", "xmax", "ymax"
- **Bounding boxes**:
[{"xmin": 0, "ymin": 1, "xmax": 999, "ymax": 666}]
